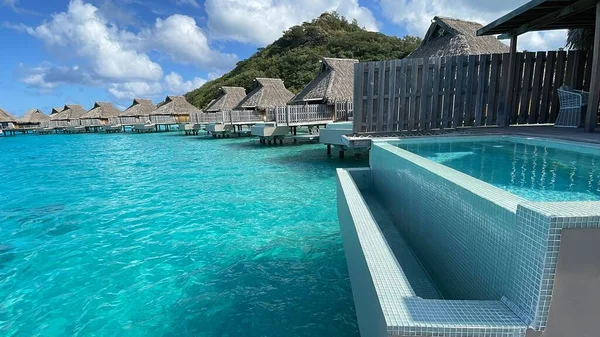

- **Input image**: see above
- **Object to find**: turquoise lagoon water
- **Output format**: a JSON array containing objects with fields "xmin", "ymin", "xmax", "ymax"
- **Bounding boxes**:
[
  {"xmin": 398, "ymin": 139, "xmax": 600, "ymax": 201},
  {"xmin": 0, "ymin": 133, "xmax": 364, "ymax": 337}
]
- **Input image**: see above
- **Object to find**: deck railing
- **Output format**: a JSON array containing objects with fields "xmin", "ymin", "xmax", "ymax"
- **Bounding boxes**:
[
  {"xmin": 49, "ymin": 120, "xmax": 79, "ymax": 128},
  {"xmin": 334, "ymin": 101, "xmax": 354, "ymax": 122},
  {"xmin": 150, "ymin": 115, "xmax": 178, "ymax": 124},
  {"xmin": 229, "ymin": 110, "xmax": 264, "ymax": 124},
  {"xmin": 80, "ymin": 119, "xmax": 105, "ymax": 127},
  {"xmin": 353, "ymin": 50, "xmax": 593, "ymax": 133},
  {"xmin": 270, "ymin": 103, "xmax": 352, "ymax": 126}
]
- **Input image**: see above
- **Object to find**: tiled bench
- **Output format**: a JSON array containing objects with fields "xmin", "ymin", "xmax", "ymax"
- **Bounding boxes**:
[{"xmin": 337, "ymin": 168, "xmax": 527, "ymax": 337}]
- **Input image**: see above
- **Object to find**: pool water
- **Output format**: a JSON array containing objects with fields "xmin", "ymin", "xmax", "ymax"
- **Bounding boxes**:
[
  {"xmin": 0, "ymin": 133, "xmax": 364, "ymax": 337},
  {"xmin": 398, "ymin": 139, "xmax": 600, "ymax": 202}
]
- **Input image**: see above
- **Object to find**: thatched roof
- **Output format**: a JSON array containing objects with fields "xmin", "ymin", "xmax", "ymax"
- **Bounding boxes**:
[
  {"xmin": 407, "ymin": 16, "xmax": 510, "ymax": 59},
  {"xmin": 289, "ymin": 57, "xmax": 358, "ymax": 105},
  {"xmin": 0, "ymin": 107, "xmax": 17, "ymax": 123},
  {"xmin": 236, "ymin": 78, "xmax": 294, "ymax": 110},
  {"xmin": 120, "ymin": 98, "xmax": 156, "ymax": 117},
  {"xmin": 50, "ymin": 107, "xmax": 63, "ymax": 115},
  {"xmin": 50, "ymin": 104, "xmax": 88, "ymax": 121},
  {"xmin": 152, "ymin": 96, "xmax": 201, "ymax": 116},
  {"xmin": 205, "ymin": 87, "xmax": 247, "ymax": 112},
  {"xmin": 18, "ymin": 109, "xmax": 50, "ymax": 124},
  {"xmin": 82, "ymin": 102, "xmax": 121, "ymax": 119}
]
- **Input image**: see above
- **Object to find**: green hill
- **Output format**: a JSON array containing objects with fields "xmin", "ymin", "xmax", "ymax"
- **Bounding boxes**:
[{"xmin": 185, "ymin": 12, "xmax": 421, "ymax": 109}]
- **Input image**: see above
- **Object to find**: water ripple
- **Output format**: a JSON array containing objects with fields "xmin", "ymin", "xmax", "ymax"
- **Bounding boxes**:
[{"xmin": 0, "ymin": 133, "xmax": 365, "ymax": 337}]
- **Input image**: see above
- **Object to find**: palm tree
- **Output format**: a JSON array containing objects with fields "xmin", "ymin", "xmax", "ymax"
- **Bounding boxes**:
[{"xmin": 566, "ymin": 28, "xmax": 594, "ymax": 50}]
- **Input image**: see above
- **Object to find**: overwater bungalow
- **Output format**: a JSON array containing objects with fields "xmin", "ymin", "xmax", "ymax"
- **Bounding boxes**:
[
  {"xmin": 240, "ymin": 78, "xmax": 294, "ymax": 141},
  {"xmin": 80, "ymin": 102, "xmax": 121, "ymax": 132},
  {"xmin": 406, "ymin": 16, "xmax": 510, "ymax": 59},
  {"xmin": 49, "ymin": 104, "xmax": 87, "ymax": 132},
  {"xmin": 50, "ymin": 107, "xmax": 63, "ymax": 115},
  {"xmin": 116, "ymin": 98, "xmax": 156, "ymax": 131},
  {"xmin": 0, "ymin": 107, "xmax": 18, "ymax": 135},
  {"xmin": 149, "ymin": 96, "xmax": 201, "ymax": 131},
  {"xmin": 17, "ymin": 109, "xmax": 50, "ymax": 131},
  {"xmin": 289, "ymin": 57, "xmax": 357, "ymax": 108},
  {"xmin": 205, "ymin": 87, "xmax": 247, "ymax": 112},
  {"xmin": 236, "ymin": 78, "xmax": 294, "ymax": 113}
]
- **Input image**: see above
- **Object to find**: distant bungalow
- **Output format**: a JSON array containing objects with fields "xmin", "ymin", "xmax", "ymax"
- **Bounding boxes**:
[
  {"xmin": 289, "ymin": 57, "xmax": 358, "ymax": 106},
  {"xmin": 150, "ymin": 96, "xmax": 202, "ymax": 127},
  {"xmin": 205, "ymin": 87, "xmax": 247, "ymax": 112},
  {"xmin": 49, "ymin": 104, "xmax": 88, "ymax": 128},
  {"xmin": 50, "ymin": 107, "xmax": 63, "ymax": 115},
  {"xmin": 235, "ymin": 78, "xmax": 294, "ymax": 113},
  {"xmin": 80, "ymin": 102, "xmax": 121, "ymax": 129},
  {"xmin": 118, "ymin": 98, "xmax": 156, "ymax": 125},
  {"xmin": 17, "ymin": 109, "xmax": 50, "ymax": 129},
  {"xmin": 407, "ymin": 16, "xmax": 510, "ymax": 59},
  {"xmin": 0, "ymin": 107, "xmax": 17, "ymax": 129}
]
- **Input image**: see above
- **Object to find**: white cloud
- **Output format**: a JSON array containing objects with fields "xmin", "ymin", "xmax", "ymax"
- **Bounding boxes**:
[
  {"xmin": 164, "ymin": 72, "xmax": 206, "ymax": 94},
  {"xmin": 108, "ymin": 81, "xmax": 163, "ymax": 100},
  {"xmin": 26, "ymin": 0, "xmax": 163, "ymax": 82},
  {"xmin": 13, "ymin": 0, "xmax": 234, "ymax": 102},
  {"xmin": 175, "ymin": 0, "xmax": 200, "ymax": 8},
  {"xmin": 205, "ymin": 0, "xmax": 378, "ymax": 46},
  {"xmin": 378, "ymin": 0, "xmax": 567, "ymax": 51},
  {"xmin": 145, "ymin": 14, "xmax": 237, "ymax": 69}
]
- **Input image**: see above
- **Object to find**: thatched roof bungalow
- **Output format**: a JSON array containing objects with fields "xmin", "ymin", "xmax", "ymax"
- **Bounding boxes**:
[
  {"xmin": 49, "ymin": 104, "xmax": 87, "ymax": 127},
  {"xmin": 118, "ymin": 98, "xmax": 156, "ymax": 125},
  {"xmin": 289, "ymin": 57, "xmax": 358, "ymax": 105},
  {"xmin": 17, "ymin": 109, "xmax": 51, "ymax": 128},
  {"xmin": 205, "ymin": 87, "xmax": 247, "ymax": 112},
  {"xmin": 407, "ymin": 16, "xmax": 510, "ymax": 59},
  {"xmin": 235, "ymin": 78, "xmax": 294, "ymax": 112},
  {"xmin": 150, "ymin": 96, "xmax": 201, "ymax": 124},
  {"xmin": 80, "ymin": 102, "xmax": 121, "ymax": 127},
  {"xmin": 0, "ymin": 107, "xmax": 18, "ymax": 129}
]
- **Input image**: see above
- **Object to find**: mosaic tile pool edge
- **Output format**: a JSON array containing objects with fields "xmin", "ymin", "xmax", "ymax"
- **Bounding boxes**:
[{"xmin": 369, "ymin": 140, "xmax": 600, "ymax": 332}]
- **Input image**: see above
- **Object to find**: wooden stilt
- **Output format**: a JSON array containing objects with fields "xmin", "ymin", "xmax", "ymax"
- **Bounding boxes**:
[{"xmin": 327, "ymin": 144, "xmax": 331, "ymax": 156}]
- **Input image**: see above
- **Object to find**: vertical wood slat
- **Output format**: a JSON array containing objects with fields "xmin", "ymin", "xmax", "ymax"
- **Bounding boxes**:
[
  {"xmin": 487, "ymin": 54, "xmax": 501, "ymax": 126},
  {"xmin": 564, "ymin": 50, "xmax": 577, "ymax": 89},
  {"xmin": 463, "ymin": 55, "xmax": 477, "ymax": 126},
  {"xmin": 376, "ymin": 61, "xmax": 386, "ymax": 132},
  {"xmin": 352, "ymin": 62, "xmax": 362, "ymax": 133},
  {"xmin": 386, "ymin": 60, "xmax": 397, "ymax": 132},
  {"xmin": 431, "ymin": 57, "xmax": 442, "ymax": 129},
  {"xmin": 366, "ymin": 62, "xmax": 375, "ymax": 132},
  {"xmin": 453, "ymin": 56, "xmax": 466, "ymax": 128},
  {"xmin": 528, "ymin": 52, "xmax": 546, "ymax": 124},
  {"xmin": 397, "ymin": 60, "xmax": 408, "ymax": 130},
  {"xmin": 407, "ymin": 58, "xmax": 420, "ymax": 131},
  {"xmin": 474, "ymin": 54, "xmax": 489, "ymax": 126},
  {"xmin": 539, "ymin": 51, "xmax": 556, "ymax": 124},
  {"xmin": 419, "ymin": 59, "xmax": 432, "ymax": 130},
  {"xmin": 518, "ymin": 52, "xmax": 535, "ymax": 124},
  {"xmin": 550, "ymin": 51, "xmax": 567, "ymax": 122},
  {"xmin": 511, "ymin": 53, "xmax": 525, "ymax": 124},
  {"xmin": 496, "ymin": 53, "xmax": 510, "ymax": 125},
  {"xmin": 443, "ymin": 57, "xmax": 456, "ymax": 128}
]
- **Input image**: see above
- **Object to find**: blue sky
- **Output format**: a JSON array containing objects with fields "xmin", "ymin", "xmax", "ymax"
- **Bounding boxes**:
[{"xmin": 0, "ymin": 0, "xmax": 568, "ymax": 116}]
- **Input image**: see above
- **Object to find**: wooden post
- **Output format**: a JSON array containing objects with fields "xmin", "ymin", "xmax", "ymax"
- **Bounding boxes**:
[
  {"xmin": 585, "ymin": 1, "xmax": 600, "ymax": 132},
  {"xmin": 499, "ymin": 35, "xmax": 518, "ymax": 127},
  {"xmin": 327, "ymin": 144, "xmax": 331, "ymax": 156}
]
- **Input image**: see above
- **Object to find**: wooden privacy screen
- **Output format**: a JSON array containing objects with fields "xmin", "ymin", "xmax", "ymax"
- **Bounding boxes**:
[{"xmin": 353, "ymin": 51, "xmax": 592, "ymax": 133}]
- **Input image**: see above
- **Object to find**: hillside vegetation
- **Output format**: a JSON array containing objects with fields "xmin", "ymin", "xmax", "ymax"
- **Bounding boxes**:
[{"xmin": 185, "ymin": 13, "xmax": 421, "ymax": 109}]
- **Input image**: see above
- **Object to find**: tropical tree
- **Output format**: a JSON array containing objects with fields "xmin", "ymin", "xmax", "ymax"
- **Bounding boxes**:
[{"xmin": 566, "ymin": 28, "xmax": 595, "ymax": 50}]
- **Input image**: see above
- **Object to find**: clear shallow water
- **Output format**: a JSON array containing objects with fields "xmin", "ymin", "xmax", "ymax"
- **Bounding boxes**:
[
  {"xmin": 0, "ymin": 133, "xmax": 364, "ymax": 337},
  {"xmin": 398, "ymin": 139, "xmax": 600, "ymax": 201}
]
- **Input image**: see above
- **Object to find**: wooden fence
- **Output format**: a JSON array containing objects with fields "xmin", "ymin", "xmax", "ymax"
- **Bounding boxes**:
[
  {"xmin": 334, "ymin": 101, "xmax": 353, "ymax": 122},
  {"xmin": 353, "ymin": 50, "xmax": 593, "ymax": 133}
]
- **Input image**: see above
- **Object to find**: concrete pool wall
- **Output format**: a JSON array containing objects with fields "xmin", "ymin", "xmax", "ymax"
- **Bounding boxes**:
[{"xmin": 337, "ymin": 138, "xmax": 600, "ymax": 337}]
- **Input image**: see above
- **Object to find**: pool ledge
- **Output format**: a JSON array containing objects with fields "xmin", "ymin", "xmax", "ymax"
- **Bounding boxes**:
[{"xmin": 337, "ymin": 168, "xmax": 527, "ymax": 337}]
